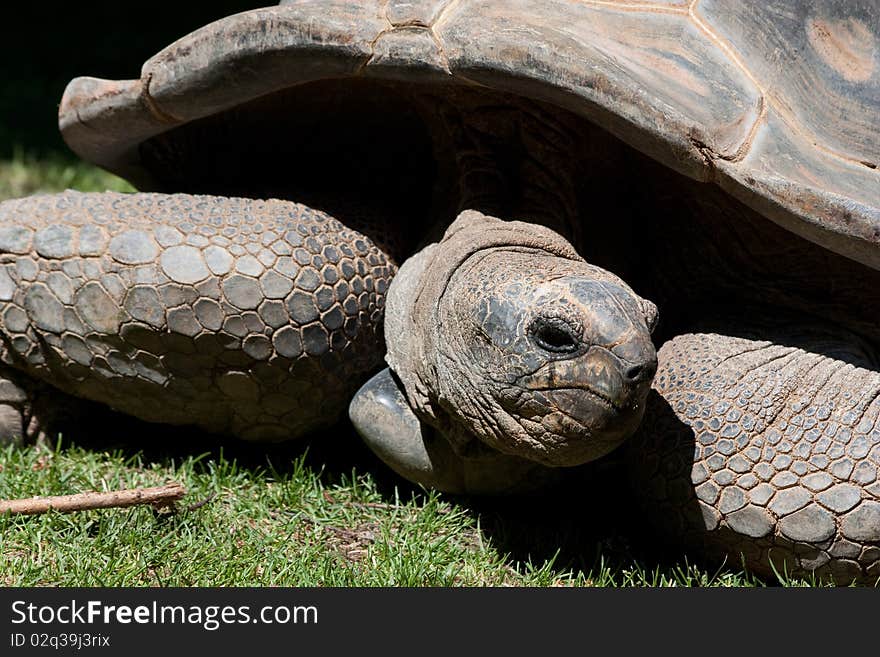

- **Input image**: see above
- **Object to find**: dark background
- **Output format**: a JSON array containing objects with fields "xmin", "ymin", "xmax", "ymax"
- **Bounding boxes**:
[{"xmin": 0, "ymin": 1, "xmax": 259, "ymax": 157}]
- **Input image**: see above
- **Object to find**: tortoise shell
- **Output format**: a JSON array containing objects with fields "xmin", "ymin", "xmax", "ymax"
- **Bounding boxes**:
[{"xmin": 59, "ymin": 0, "xmax": 879, "ymax": 267}]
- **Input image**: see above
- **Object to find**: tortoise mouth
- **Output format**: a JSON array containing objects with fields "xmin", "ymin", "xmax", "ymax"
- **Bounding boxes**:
[
  {"xmin": 499, "ymin": 350, "xmax": 654, "ymax": 466},
  {"xmin": 500, "ymin": 387, "xmax": 648, "ymax": 467},
  {"xmin": 544, "ymin": 385, "xmax": 650, "ymax": 428},
  {"xmin": 502, "ymin": 383, "xmax": 650, "ymax": 464},
  {"xmin": 548, "ymin": 385, "xmax": 620, "ymax": 410},
  {"xmin": 524, "ymin": 373, "xmax": 650, "ymax": 413}
]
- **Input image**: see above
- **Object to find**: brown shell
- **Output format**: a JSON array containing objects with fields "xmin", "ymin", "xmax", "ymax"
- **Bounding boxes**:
[{"xmin": 59, "ymin": 0, "xmax": 880, "ymax": 268}]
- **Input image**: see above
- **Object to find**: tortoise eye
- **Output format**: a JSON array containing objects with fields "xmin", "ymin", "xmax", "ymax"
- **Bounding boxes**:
[{"xmin": 529, "ymin": 317, "xmax": 581, "ymax": 354}]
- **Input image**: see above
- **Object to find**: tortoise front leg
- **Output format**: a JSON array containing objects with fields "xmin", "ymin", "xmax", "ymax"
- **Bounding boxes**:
[
  {"xmin": 0, "ymin": 191, "xmax": 394, "ymax": 442},
  {"xmin": 0, "ymin": 361, "xmax": 88, "ymax": 446},
  {"xmin": 630, "ymin": 323, "xmax": 880, "ymax": 584},
  {"xmin": 0, "ymin": 362, "xmax": 49, "ymax": 445}
]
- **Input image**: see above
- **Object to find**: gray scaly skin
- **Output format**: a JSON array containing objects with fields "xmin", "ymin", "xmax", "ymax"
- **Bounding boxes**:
[
  {"xmin": 0, "ymin": 191, "xmax": 393, "ymax": 442},
  {"xmin": 630, "ymin": 328, "xmax": 880, "ymax": 583}
]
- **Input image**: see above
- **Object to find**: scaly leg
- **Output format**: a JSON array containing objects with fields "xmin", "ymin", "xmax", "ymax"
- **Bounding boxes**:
[
  {"xmin": 0, "ymin": 361, "xmax": 84, "ymax": 446},
  {"xmin": 0, "ymin": 191, "xmax": 394, "ymax": 441},
  {"xmin": 631, "ymin": 323, "xmax": 880, "ymax": 584}
]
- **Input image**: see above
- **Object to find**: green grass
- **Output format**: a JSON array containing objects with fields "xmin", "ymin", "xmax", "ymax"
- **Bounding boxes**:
[
  {"xmin": 1, "ymin": 441, "xmax": 522, "ymax": 587},
  {"xmin": 0, "ymin": 153, "xmax": 817, "ymax": 587},
  {"xmin": 0, "ymin": 149, "xmax": 134, "ymax": 200},
  {"xmin": 1, "ymin": 439, "xmax": 776, "ymax": 587}
]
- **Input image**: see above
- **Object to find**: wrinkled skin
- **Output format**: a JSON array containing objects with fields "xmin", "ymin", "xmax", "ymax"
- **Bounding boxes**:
[
  {"xmin": 427, "ymin": 247, "xmax": 657, "ymax": 466},
  {"xmin": 470, "ymin": 262, "xmax": 656, "ymax": 466},
  {"xmin": 352, "ymin": 212, "xmax": 657, "ymax": 488}
]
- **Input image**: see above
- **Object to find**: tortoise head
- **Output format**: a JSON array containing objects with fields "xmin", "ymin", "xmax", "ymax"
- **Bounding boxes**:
[{"xmin": 384, "ymin": 211, "xmax": 657, "ymax": 467}]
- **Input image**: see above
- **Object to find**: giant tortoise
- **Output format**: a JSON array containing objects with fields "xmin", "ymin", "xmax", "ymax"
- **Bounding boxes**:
[{"xmin": 1, "ymin": 0, "xmax": 879, "ymax": 584}]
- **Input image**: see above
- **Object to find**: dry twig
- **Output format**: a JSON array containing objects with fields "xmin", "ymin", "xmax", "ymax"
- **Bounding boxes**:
[{"xmin": 0, "ymin": 482, "xmax": 186, "ymax": 516}]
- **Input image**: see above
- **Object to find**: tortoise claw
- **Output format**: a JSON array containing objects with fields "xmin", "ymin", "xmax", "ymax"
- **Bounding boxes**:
[
  {"xmin": 349, "ymin": 367, "xmax": 448, "ymax": 488},
  {"xmin": 349, "ymin": 368, "xmax": 561, "ymax": 495}
]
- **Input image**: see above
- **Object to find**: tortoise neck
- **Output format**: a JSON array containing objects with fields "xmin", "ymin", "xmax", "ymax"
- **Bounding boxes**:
[{"xmin": 421, "ymin": 91, "xmax": 585, "ymax": 247}]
